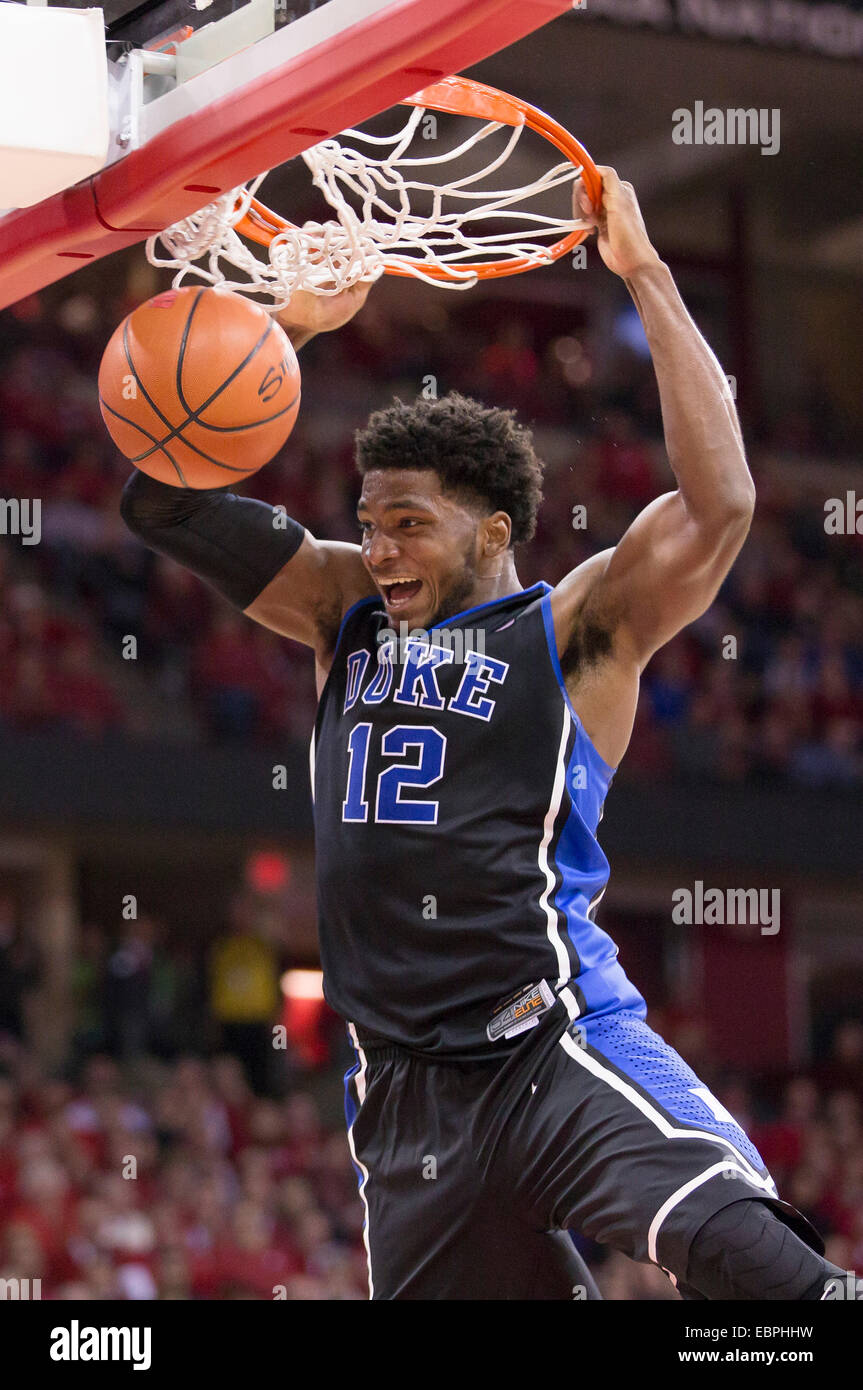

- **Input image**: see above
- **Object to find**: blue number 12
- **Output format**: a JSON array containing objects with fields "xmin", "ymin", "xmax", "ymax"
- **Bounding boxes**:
[{"xmin": 343, "ymin": 723, "xmax": 446, "ymax": 825}]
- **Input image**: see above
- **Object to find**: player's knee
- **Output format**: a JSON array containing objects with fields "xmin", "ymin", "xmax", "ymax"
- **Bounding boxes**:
[{"xmin": 685, "ymin": 1198, "xmax": 845, "ymax": 1301}]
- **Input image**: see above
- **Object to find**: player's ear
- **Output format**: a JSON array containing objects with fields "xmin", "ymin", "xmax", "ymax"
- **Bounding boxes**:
[{"xmin": 483, "ymin": 511, "xmax": 512, "ymax": 556}]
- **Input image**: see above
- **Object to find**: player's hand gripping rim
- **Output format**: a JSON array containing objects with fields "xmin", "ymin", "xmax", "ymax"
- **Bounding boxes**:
[{"xmin": 575, "ymin": 166, "xmax": 662, "ymax": 281}]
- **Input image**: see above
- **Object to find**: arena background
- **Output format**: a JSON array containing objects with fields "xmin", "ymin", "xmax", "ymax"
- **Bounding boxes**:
[{"xmin": 1, "ymin": 0, "xmax": 862, "ymax": 1301}]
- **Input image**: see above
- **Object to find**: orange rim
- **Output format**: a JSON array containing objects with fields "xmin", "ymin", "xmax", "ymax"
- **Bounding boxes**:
[{"xmin": 233, "ymin": 75, "xmax": 600, "ymax": 283}]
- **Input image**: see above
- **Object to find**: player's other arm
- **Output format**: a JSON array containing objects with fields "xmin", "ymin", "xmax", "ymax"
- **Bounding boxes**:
[
  {"xmin": 120, "ymin": 281, "xmax": 377, "ymax": 666},
  {"xmin": 553, "ymin": 169, "xmax": 755, "ymax": 672},
  {"xmin": 119, "ymin": 471, "xmax": 374, "ymax": 659}
]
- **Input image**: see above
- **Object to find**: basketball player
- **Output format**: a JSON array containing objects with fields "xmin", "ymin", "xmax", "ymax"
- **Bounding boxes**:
[{"xmin": 121, "ymin": 168, "xmax": 843, "ymax": 1300}]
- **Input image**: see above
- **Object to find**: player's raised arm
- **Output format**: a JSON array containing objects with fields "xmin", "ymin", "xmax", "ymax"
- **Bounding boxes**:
[
  {"xmin": 120, "ymin": 281, "xmax": 377, "ymax": 667},
  {"xmin": 552, "ymin": 168, "xmax": 755, "ymax": 673}
]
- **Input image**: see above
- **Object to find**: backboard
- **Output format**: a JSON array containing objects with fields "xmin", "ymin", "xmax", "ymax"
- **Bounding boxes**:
[{"xmin": 0, "ymin": 0, "xmax": 577, "ymax": 312}]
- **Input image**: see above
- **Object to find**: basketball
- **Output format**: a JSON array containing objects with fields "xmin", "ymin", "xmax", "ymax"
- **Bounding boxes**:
[{"xmin": 98, "ymin": 287, "xmax": 301, "ymax": 488}]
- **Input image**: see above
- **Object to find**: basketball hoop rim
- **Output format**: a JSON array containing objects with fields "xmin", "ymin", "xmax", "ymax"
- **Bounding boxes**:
[{"xmin": 232, "ymin": 76, "xmax": 601, "ymax": 285}]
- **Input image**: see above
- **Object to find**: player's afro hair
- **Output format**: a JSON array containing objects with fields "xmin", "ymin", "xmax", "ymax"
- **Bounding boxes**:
[{"xmin": 354, "ymin": 391, "xmax": 545, "ymax": 546}]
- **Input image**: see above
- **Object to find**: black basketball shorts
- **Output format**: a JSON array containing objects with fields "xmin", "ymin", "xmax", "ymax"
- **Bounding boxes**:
[{"xmin": 342, "ymin": 994, "xmax": 821, "ymax": 1300}]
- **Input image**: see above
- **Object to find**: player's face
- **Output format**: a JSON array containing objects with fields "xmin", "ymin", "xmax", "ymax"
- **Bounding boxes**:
[{"xmin": 357, "ymin": 469, "xmax": 482, "ymax": 628}]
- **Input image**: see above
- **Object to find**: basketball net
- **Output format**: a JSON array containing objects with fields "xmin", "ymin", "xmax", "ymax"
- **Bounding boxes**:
[{"xmin": 145, "ymin": 80, "xmax": 597, "ymax": 309}]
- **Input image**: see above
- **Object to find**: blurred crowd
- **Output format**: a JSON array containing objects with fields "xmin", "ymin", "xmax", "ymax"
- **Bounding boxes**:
[
  {"xmin": 1, "ymin": 1021, "xmax": 861, "ymax": 1301},
  {"xmin": 0, "ymin": 1049, "xmax": 369, "ymax": 1300},
  {"xmin": 0, "ymin": 886, "xmax": 318, "ymax": 1096},
  {"xmin": 0, "ymin": 272, "xmax": 861, "ymax": 782}
]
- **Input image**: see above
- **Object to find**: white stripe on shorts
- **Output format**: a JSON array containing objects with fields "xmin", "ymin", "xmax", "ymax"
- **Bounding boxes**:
[
  {"xmin": 347, "ymin": 1022, "xmax": 373, "ymax": 1298},
  {"xmin": 558, "ymin": 1028, "xmax": 777, "ymax": 1265}
]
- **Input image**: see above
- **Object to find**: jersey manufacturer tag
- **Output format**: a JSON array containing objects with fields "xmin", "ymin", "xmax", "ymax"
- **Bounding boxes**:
[{"xmin": 487, "ymin": 979, "xmax": 555, "ymax": 1042}]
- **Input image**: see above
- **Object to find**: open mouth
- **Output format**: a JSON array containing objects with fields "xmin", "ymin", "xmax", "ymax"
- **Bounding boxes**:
[{"xmin": 381, "ymin": 578, "xmax": 423, "ymax": 611}]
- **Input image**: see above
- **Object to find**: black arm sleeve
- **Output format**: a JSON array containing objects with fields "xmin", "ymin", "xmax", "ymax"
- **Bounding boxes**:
[{"xmin": 119, "ymin": 469, "xmax": 306, "ymax": 610}]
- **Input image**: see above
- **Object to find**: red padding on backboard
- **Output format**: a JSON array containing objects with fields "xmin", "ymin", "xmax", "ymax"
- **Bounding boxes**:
[{"xmin": 0, "ymin": 0, "xmax": 573, "ymax": 311}]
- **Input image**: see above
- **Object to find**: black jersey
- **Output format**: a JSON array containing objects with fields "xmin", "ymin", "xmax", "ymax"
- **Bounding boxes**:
[{"xmin": 310, "ymin": 582, "xmax": 644, "ymax": 1060}]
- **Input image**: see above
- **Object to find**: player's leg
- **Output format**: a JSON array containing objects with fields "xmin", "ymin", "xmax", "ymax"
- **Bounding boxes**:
[
  {"xmin": 344, "ymin": 1035, "xmax": 601, "ymax": 1300},
  {"xmin": 478, "ymin": 1006, "xmax": 844, "ymax": 1300},
  {"xmin": 677, "ymin": 1198, "xmax": 843, "ymax": 1300}
]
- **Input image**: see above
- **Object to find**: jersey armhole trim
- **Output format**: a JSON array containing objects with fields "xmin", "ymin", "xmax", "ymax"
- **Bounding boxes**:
[
  {"xmin": 333, "ymin": 594, "xmax": 381, "ymax": 656},
  {"xmin": 540, "ymin": 593, "xmax": 618, "ymax": 779}
]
